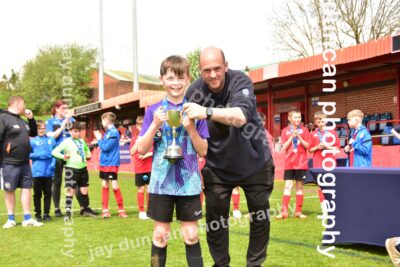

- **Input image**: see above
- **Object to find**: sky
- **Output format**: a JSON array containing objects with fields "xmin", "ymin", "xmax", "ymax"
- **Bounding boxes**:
[{"xmin": 0, "ymin": 0, "xmax": 288, "ymax": 78}]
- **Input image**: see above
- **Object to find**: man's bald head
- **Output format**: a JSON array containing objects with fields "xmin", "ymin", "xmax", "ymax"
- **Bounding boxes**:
[{"xmin": 200, "ymin": 47, "xmax": 226, "ymax": 67}]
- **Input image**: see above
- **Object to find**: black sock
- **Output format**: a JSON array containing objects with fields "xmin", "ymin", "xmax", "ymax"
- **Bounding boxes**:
[
  {"xmin": 80, "ymin": 194, "xmax": 89, "ymax": 209},
  {"xmin": 396, "ymin": 242, "xmax": 400, "ymax": 252},
  {"xmin": 65, "ymin": 196, "xmax": 73, "ymax": 212},
  {"xmin": 151, "ymin": 243, "xmax": 167, "ymax": 267},
  {"xmin": 185, "ymin": 242, "xmax": 203, "ymax": 267}
]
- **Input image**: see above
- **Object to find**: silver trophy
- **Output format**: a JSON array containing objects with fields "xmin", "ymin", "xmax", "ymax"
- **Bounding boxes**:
[{"xmin": 164, "ymin": 110, "xmax": 183, "ymax": 163}]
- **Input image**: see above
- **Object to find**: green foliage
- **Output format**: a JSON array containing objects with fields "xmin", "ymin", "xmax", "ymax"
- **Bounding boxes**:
[
  {"xmin": 187, "ymin": 48, "xmax": 201, "ymax": 81},
  {"xmin": 19, "ymin": 44, "xmax": 97, "ymax": 114},
  {"xmin": 0, "ymin": 70, "xmax": 20, "ymax": 109}
]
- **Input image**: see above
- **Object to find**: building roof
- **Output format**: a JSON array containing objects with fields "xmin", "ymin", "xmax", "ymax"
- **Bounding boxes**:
[
  {"xmin": 104, "ymin": 69, "xmax": 160, "ymax": 85},
  {"xmin": 249, "ymin": 35, "xmax": 396, "ymax": 84}
]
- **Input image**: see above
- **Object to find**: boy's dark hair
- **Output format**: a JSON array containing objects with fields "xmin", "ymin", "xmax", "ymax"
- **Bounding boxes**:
[
  {"xmin": 70, "ymin": 121, "xmax": 82, "ymax": 130},
  {"xmin": 160, "ymin": 55, "xmax": 190, "ymax": 77},
  {"xmin": 36, "ymin": 120, "xmax": 45, "ymax": 127}
]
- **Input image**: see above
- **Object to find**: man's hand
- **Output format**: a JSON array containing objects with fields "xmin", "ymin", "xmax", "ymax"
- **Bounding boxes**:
[
  {"xmin": 24, "ymin": 109, "xmax": 33, "ymax": 119},
  {"xmin": 182, "ymin": 103, "xmax": 207, "ymax": 120},
  {"xmin": 93, "ymin": 130, "xmax": 102, "ymax": 141},
  {"xmin": 318, "ymin": 143, "xmax": 325, "ymax": 150}
]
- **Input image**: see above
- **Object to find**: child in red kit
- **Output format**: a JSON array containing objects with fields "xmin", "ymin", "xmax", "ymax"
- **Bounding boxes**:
[
  {"xmin": 130, "ymin": 115, "xmax": 153, "ymax": 220},
  {"xmin": 277, "ymin": 110, "xmax": 310, "ymax": 219},
  {"xmin": 309, "ymin": 111, "xmax": 340, "ymax": 209}
]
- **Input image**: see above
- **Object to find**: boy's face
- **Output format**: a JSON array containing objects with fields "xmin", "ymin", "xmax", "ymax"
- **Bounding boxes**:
[
  {"xmin": 136, "ymin": 122, "xmax": 142, "ymax": 132},
  {"xmin": 160, "ymin": 70, "xmax": 190, "ymax": 99},
  {"xmin": 315, "ymin": 117, "xmax": 326, "ymax": 129},
  {"xmin": 347, "ymin": 116, "xmax": 360, "ymax": 129},
  {"xmin": 37, "ymin": 124, "xmax": 46, "ymax": 136},
  {"xmin": 70, "ymin": 128, "xmax": 81, "ymax": 139},
  {"xmin": 288, "ymin": 112, "xmax": 301, "ymax": 126},
  {"xmin": 101, "ymin": 118, "xmax": 110, "ymax": 128}
]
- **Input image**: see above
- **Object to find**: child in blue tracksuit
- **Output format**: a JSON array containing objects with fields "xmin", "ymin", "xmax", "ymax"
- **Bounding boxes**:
[
  {"xmin": 93, "ymin": 112, "xmax": 127, "ymax": 218},
  {"xmin": 30, "ymin": 120, "xmax": 56, "ymax": 221},
  {"xmin": 344, "ymin": 109, "xmax": 372, "ymax": 167}
]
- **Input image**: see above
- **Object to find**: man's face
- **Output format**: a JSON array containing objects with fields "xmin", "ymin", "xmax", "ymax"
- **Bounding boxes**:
[
  {"xmin": 289, "ymin": 112, "xmax": 301, "ymax": 126},
  {"xmin": 16, "ymin": 101, "xmax": 25, "ymax": 115},
  {"xmin": 70, "ymin": 129, "xmax": 81, "ymax": 139},
  {"xmin": 160, "ymin": 70, "xmax": 189, "ymax": 99},
  {"xmin": 200, "ymin": 53, "xmax": 228, "ymax": 93}
]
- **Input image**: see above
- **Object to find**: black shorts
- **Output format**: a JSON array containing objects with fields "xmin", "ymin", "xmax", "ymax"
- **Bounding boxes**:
[
  {"xmin": 284, "ymin": 170, "xmax": 306, "ymax": 181},
  {"xmin": 147, "ymin": 194, "xmax": 202, "ymax": 223},
  {"xmin": 0, "ymin": 163, "xmax": 33, "ymax": 191},
  {"xmin": 99, "ymin": 171, "xmax": 118, "ymax": 180},
  {"xmin": 135, "ymin": 172, "xmax": 151, "ymax": 186},
  {"xmin": 64, "ymin": 167, "xmax": 89, "ymax": 189}
]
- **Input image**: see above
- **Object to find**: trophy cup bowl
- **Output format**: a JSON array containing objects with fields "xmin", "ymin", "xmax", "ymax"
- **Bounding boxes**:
[{"xmin": 164, "ymin": 110, "xmax": 183, "ymax": 163}]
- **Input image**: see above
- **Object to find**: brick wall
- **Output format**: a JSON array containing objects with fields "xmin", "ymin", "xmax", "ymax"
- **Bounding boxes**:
[{"xmin": 307, "ymin": 84, "xmax": 397, "ymax": 121}]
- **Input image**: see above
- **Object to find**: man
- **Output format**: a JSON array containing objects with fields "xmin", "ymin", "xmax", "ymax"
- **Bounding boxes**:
[
  {"xmin": 183, "ymin": 47, "xmax": 275, "ymax": 267},
  {"xmin": 0, "ymin": 96, "xmax": 43, "ymax": 228}
]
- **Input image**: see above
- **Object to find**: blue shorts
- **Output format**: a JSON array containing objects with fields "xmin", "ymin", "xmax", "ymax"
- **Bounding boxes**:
[{"xmin": 0, "ymin": 163, "xmax": 33, "ymax": 191}]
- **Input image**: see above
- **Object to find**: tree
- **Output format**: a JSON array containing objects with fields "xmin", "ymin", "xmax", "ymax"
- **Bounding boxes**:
[
  {"xmin": 19, "ymin": 44, "xmax": 97, "ymax": 114},
  {"xmin": 0, "ymin": 70, "xmax": 20, "ymax": 108},
  {"xmin": 270, "ymin": 0, "xmax": 400, "ymax": 59},
  {"xmin": 187, "ymin": 48, "xmax": 201, "ymax": 81}
]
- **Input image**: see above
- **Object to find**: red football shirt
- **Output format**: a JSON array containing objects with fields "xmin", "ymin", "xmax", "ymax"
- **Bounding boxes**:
[
  {"xmin": 310, "ymin": 129, "xmax": 340, "ymax": 168},
  {"xmin": 132, "ymin": 135, "xmax": 152, "ymax": 174},
  {"xmin": 281, "ymin": 125, "xmax": 310, "ymax": 170}
]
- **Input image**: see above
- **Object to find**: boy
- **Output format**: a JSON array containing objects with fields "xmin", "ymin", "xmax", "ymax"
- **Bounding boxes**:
[
  {"xmin": 138, "ymin": 55, "xmax": 209, "ymax": 267},
  {"xmin": 30, "ymin": 120, "xmax": 56, "ymax": 222},
  {"xmin": 130, "ymin": 115, "xmax": 152, "ymax": 220},
  {"xmin": 94, "ymin": 112, "xmax": 128, "ymax": 218},
  {"xmin": 52, "ymin": 122, "xmax": 96, "ymax": 218},
  {"xmin": 309, "ymin": 111, "xmax": 340, "ymax": 206},
  {"xmin": 344, "ymin": 109, "xmax": 372, "ymax": 167},
  {"xmin": 277, "ymin": 110, "xmax": 310, "ymax": 219}
]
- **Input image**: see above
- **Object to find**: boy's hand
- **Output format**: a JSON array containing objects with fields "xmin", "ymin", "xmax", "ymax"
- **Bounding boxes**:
[
  {"xmin": 94, "ymin": 130, "xmax": 102, "ymax": 140},
  {"xmin": 344, "ymin": 145, "xmax": 352, "ymax": 153},
  {"xmin": 182, "ymin": 116, "xmax": 195, "ymax": 131},
  {"xmin": 152, "ymin": 107, "xmax": 168, "ymax": 128},
  {"xmin": 318, "ymin": 143, "xmax": 325, "ymax": 150}
]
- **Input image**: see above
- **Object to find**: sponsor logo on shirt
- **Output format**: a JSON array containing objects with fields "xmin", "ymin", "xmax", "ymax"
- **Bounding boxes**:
[
  {"xmin": 242, "ymin": 88, "xmax": 250, "ymax": 96},
  {"xmin": 13, "ymin": 125, "xmax": 20, "ymax": 129},
  {"xmin": 194, "ymin": 210, "xmax": 202, "ymax": 216}
]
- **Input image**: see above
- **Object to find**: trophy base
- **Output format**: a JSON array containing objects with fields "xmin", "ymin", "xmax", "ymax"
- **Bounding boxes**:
[{"xmin": 164, "ymin": 145, "xmax": 183, "ymax": 163}]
